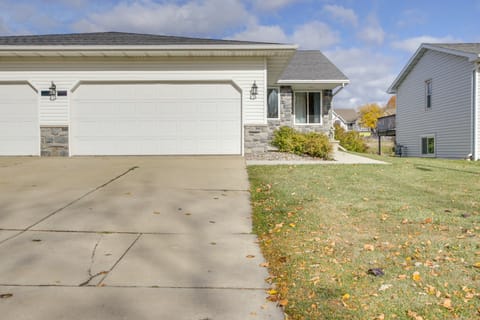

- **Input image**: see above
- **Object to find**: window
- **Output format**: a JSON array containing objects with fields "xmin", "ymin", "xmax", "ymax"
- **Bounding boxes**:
[
  {"xmin": 425, "ymin": 79, "xmax": 432, "ymax": 109},
  {"xmin": 421, "ymin": 135, "xmax": 435, "ymax": 155},
  {"xmin": 267, "ymin": 88, "xmax": 279, "ymax": 119},
  {"xmin": 294, "ymin": 92, "xmax": 322, "ymax": 124}
]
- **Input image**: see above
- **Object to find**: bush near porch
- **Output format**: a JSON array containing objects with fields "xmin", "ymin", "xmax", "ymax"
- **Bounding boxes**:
[{"xmin": 272, "ymin": 126, "xmax": 332, "ymax": 160}]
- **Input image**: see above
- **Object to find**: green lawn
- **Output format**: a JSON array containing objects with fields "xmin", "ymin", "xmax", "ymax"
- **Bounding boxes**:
[{"xmin": 248, "ymin": 156, "xmax": 480, "ymax": 320}]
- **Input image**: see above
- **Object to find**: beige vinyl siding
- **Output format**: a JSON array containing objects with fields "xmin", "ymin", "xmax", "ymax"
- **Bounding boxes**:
[
  {"xmin": 396, "ymin": 50, "xmax": 474, "ymax": 158},
  {"xmin": 0, "ymin": 56, "xmax": 266, "ymax": 125}
]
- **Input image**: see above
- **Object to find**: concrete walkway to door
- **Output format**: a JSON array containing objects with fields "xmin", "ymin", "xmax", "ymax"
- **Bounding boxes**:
[{"xmin": 0, "ymin": 156, "xmax": 282, "ymax": 320}]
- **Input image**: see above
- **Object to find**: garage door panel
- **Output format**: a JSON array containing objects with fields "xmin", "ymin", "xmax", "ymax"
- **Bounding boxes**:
[
  {"xmin": 72, "ymin": 83, "xmax": 241, "ymax": 155},
  {"xmin": 0, "ymin": 84, "xmax": 39, "ymax": 155}
]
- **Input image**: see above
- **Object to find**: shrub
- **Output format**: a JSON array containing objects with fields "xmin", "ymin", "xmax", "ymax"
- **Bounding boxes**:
[
  {"xmin": 303, "ymin": 132, "xmax": 333, "ymax": 159},
  {"xmin": 334, "ymin": 123, "xmax": 368, "ymax": 153},
  {"xmin": 272, "ymin": 126, "xmax": 332, "ymax": 159}
]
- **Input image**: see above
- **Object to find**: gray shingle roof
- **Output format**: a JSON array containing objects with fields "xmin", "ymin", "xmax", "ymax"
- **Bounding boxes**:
[
  {"xmin": 0, "ymin": 31, "xmax": 280, "ymax": 46},
  {"xmin": 279, "ymin": 50, "xmax": 348, "ymax": 81},
  {"xmin": 427, "ymin": 43, "xmax": 480, "ymax": 55},
  {"xmin": 334, "ymin": 109, "xmax": 358, "ymax": 123}
]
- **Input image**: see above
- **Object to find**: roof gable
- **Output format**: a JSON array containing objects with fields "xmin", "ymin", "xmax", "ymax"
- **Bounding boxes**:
[
  {"xmin": 278, "ymin": 50, "xmax": 348, "ymax": 83},
  {"xmin": 333, "ymin": 109, "xmax": 358, "ymax": 123},
  {"xmin": 388, "ymin": 43, "xmax": 480, "ymax": 93}
]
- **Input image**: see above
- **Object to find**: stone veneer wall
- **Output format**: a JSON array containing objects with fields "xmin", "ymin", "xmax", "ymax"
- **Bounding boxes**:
[
  {"xmin": 41, "ymin": 126, "xmax": 69, "ymax": 156},
  {"xmin": 244, "ymin": 86, "xmax": 333, "ymax": 154}
]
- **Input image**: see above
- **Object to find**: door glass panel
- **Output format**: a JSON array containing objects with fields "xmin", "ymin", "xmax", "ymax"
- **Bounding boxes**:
[
  {"xmin": 267, "ymin": 88, "xmax": 279, "ymax": 118},
  {"xmin": 308, "ymin": 92, "xmax": 321, "ymax": 123},
  {"xmin": 295, "ymin": 92, "xmax": 307, "ymax": 123}
]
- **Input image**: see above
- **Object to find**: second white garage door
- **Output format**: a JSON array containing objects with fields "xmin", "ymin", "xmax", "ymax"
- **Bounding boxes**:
[
  {"xmin": 71, "ymin": 83, "xmax": 241, "ymax": 155},
  {"xmin": 0, "ymin": 84, "xmax": 39, "ymax": 156}
]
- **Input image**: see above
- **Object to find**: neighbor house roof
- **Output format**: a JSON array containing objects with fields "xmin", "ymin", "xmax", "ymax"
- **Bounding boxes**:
[
  {"xmin": 333, "ymin": 109, "xmax": 358, "ymax": 123},
  {"xmin": 278, "ymin": 50, "xmax": 349, "ymax": 84},
  {"xmin": 388, "ymin": 43, "xmax": 480, "ymax": 93},
  {"xmin": 0, "ymin": 31, "xmax": 279, "ymax": 46}
]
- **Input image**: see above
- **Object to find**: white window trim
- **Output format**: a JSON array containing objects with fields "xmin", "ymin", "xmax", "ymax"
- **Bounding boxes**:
[
  {"xmin": 293, "ymin": 90, "xmax": 323, "ymax": 125},
  {"xmin": 420, "ymin": 134, "xmax": 436, "ymax": 157},
  {"xmin": 267, "ymin": 87, "xmax": 280, "ymax": 120},
  {"xmin": 425, "ymin": 79, "xmax": 432, "ymax": 110}
]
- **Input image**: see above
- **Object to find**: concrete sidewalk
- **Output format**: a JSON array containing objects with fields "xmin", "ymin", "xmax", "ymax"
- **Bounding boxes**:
[
  {"xmin": 0, "ymin": 156, "xmax": 282, "ymax": 320},
  {"xmin": 246, "ymin": 150, "xmax": 388, "ymax": 165}
]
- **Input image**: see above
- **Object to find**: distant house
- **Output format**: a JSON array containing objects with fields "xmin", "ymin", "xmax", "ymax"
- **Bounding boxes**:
[
  {"xmin": 388, "ymin": 43, "xmax": 480, "ymax": 160},
  {"xmin": 332, "ymin": 108, "xmax": 370, "ymax": 133}
]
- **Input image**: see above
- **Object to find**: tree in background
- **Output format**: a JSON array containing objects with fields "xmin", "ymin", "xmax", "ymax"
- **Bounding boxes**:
[
  {"xmin": 384, "ymin": 95, "xmax": 396, "ymax": 115},
  {"xmin": 358, "ymin": 103, "xmax": 383, "ymax": 131}
]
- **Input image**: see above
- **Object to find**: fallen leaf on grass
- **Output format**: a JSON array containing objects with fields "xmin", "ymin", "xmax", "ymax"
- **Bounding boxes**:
[
  {"xmin": 278, "ymin": 299, "xmax": 288, "ymax": 307},
  {"xmin": 473, "ymin": 262, "xmax": 480, "ymax": 269},
  {"xmin": 441, "ymin": 298, "xmax": 453, "ymax": 310},
  {"xmin": 364, "ymin": 244, "xmax": 375, "ymax": 251},
  {"xmin": 259, "ymin": 262, "xmax": 269, "ymax": 268},
  {"xmin": 412, "ymin": 271, "xmax": 422, "ymax": 282},
  {"xmin": 398, "ymin": 274, "xmax": 407, "ymax": 280},
  {"xmin": 267, "ymin": 289, "xmax": 278, "ymax": 295},
  {"xmin": 379, "ymin": 284, "xmax": 393, "ymax": 291},
  {"xmin": 422, "ymin": 217, "xmax": 433, "ymax": 224},
  {"xmin": 407, "ymin": 310, "xmax": 424, "ymax": 320},
  {"xmin": 375, "ymin": 314, "xmax": 385, "ymax": 320}
]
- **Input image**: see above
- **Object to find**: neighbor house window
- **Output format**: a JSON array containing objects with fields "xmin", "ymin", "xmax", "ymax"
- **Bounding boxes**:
[
  {"xmin": 425, "ymin": 79, "xmax": 432, "ymax": 109},
  {"xmin": 294, "ymin": 92, "xmax": 322, "ymax": 124},
  {"xmin": 267, "ymin": 88, "xmax": 279, "ymax": 119},
  {"xmin": 421, "ymin": 135, "xmax": 435, "ymax": 156}
]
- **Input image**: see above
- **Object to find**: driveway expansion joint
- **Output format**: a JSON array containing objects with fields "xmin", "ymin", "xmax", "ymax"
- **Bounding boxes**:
[
  {"xmin": 0, "ymin": 166, "xmax": 139, "ymax": 246},
  {"xmin": 96, "ymin": 233, "xmax": 142, "ymax": 285}
]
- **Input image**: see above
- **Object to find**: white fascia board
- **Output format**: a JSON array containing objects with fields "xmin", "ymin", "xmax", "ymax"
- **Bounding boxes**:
[
  {"xmin": 277, "ymin": 79, "xmax": 349, "ymax": 84},
  {"xmin": 0, "ymin": 44, "xmax": 298, "ymax": 56}
]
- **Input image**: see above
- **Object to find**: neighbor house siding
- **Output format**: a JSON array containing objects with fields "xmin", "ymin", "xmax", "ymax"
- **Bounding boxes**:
[
  {"xmin": 0, "ymin": 56, "xmax": 266, "ymax": 125},
  {"xmin": 476, "ymin": 67, "xmax": 480, "ymax": 160},
  {"xmin": 396, "ymin": 50, "xmax": 473, "ymax": 158}
]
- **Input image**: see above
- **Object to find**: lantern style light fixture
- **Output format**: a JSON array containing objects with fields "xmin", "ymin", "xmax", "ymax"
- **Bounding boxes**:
[
  {"xmin": 49, "ymin": 81, "xmax": 57, "ymax": 101},
  {"xmin": 250, "ymin": 81, "xmax": 258, "ymax": 100}
]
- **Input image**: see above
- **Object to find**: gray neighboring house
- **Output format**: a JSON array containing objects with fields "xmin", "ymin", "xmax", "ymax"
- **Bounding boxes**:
[
  {"xmin": 332, "ymin": 109, "xmax": 360, "ymax": 131},
  {"xmin": 0, "ymin": 32, "xmax": 348, "ymax": 157},
  {"xmin": 388, "ymin": 43, "xmax": 480, "ymax": 160}
]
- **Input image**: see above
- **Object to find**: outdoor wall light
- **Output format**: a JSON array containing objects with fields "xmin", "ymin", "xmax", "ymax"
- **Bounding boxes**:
[
  {"xmin": 250, "ymin": 81, "xmax": 258, "ymax": 100},
  {"xmin": 49, "ymin": 81, "xmax": 57, "ymax": 101}
]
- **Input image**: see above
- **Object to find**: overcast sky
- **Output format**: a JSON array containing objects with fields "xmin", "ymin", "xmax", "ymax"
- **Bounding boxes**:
[{"xmin": 1, "ymin": 0, "xmax": 479, "ymax": 109}]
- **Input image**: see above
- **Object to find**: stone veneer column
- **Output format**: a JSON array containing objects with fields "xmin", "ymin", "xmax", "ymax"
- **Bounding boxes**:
[
  {"xmin": 244, "ymin": 86, "xmax": 295, "ymax": 155},
  {"xmin": 41, "ymin": 126, "xmax": 69, "ymax": 156}
]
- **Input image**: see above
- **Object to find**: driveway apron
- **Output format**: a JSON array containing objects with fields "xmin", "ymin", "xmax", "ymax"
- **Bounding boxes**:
[{"xmin": 0, "ymin": 156, "xmax": 282, "ymax": 320}]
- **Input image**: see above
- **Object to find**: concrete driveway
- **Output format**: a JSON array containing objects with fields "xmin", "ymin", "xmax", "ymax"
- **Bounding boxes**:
[{"xmin": 0, "ymin": 157, "xmax": 282, "ymax": 320}]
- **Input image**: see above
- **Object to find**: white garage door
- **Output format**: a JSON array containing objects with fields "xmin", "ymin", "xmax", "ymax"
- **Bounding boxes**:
[
  {"xmin": 71, "ymin": 83, "xmax": 241, "ymax": 155},
  {"xmin": 0, "ymin": 84, "xmax": 39, "ymax": 156}
]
